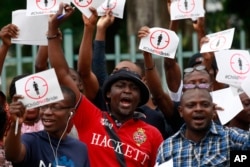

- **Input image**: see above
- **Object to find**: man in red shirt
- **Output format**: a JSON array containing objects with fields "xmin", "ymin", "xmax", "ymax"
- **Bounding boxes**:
[{"xmin": 47, "ymin": 3, "xmax": 163, "ymax": 167}]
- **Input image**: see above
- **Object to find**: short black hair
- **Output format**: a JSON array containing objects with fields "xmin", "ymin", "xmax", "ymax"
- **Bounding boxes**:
[
  {"xmin": 188, "ymin": 53, "xmax": 218, "ymax": 73},
  {"xmin": 60, "ymin": 85, "xmax": 76, "ymax": 107}
]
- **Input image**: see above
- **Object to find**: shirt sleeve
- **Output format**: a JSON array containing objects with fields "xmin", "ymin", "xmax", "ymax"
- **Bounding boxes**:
[
  {"xmin": 229, "ymin": 127, "xmax": 250, "ymax": 150},
  {"xmin": 92, "ymin": 40, "xmax": 108, "ymax": 87},
  {"xmin": 168, "ymin": 80, "xmax": 183, "ymax": 102}
]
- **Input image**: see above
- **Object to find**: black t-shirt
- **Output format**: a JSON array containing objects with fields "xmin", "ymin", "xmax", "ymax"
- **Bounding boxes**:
[{"xmin": 136, "ymin": 105, "xmax": 172, "ymax": 139}]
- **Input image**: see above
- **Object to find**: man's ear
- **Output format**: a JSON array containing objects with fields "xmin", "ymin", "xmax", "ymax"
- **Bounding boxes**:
[
  {"xmin": 79, "ymin": 81, "xmax": 84, "ymax": 93},
  {"xmin": 178, "ymin": 106, "xmax": 183, "ymax": 118},
  {"xmin": 106, "ymin": 90, "xmax": 111, "ymax": 99}
]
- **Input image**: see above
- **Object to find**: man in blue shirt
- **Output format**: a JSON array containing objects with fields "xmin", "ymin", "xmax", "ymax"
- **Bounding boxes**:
[
  {"xmin": 5, "ymin": 86, "xmax": 90, "ymax": 167},
  {"xmin": 156, "ymin": 88, "xmax": 250, "ymax": 167}
]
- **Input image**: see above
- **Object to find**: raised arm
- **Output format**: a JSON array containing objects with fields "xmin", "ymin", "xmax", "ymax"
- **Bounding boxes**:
[
  {"xmin": 192, "ymin": 3, "xmax": 225, "ymax": 90},
  {"xmin": 164, "ymin": 19, "xmax": 182, "ymax": 92},
  {"xmin": 164, "ymin": 0, "xmax": 182, "ymax": 101},
  {"xmin": 47, "ymin": 3, "xmax": 81, "ymax": 101},
  {"xmin": 77, "ymin": 7, "xmax": 99, "ymax": 101},
  {"xmin": 200, "ymin": 37, "xmax": 225, "ymax": 90},
  {"xmin": 191, "ymin": 0, "xmax": 214, "ymax": 72},
  {"xmin": 35, "ymin": 46, "xmax": 49, "ymax": 73},
  {"xmin": 92, "ymin": 10, "xmax": 115, "ymax": 86},
  {"xmin": 193, "ymin": 17, "xmax": 206, "ymax": 49},
  {"xmin": 0, "ymin": 24, "xmax": 19, "ymax": 74},
  {"xmin": 4, "ymin": 95, "xmax": 26, "ymax": 163},
  {"xmin": 35, "ymin": 29, "xmax": 64, "ymax": 73},
  {"xmin": 200, "ymin": 37, "xmax": 213, "ymax": 70},
  {"xmin": 138, "ymin": 26, "xmax": 173, "ymax": 118}
]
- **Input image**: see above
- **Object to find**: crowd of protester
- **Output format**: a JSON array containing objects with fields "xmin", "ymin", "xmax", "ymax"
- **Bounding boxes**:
[{"xmin": 0, "ymin": 0, "xmax": 249, "ymax": 167}]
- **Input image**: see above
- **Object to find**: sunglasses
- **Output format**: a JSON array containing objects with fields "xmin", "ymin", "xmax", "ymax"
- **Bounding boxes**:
[
  {"xmin": 183, "ymin": 65, "xmax": 207, "ymax": 74},
  {"xmin": 183, "ymin": 83, "xmax": 210, "ymax": 91}
]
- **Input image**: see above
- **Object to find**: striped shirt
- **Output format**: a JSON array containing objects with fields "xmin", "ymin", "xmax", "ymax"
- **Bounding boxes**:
[{"xmin": 156, "ymin": 122, "xmax": 250, "ymax": 167}]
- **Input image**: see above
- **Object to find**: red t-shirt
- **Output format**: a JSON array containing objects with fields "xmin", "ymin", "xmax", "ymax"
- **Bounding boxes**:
[{"xmin": 72, "ymin": 95, "xmax": 163, "ymax": 167}]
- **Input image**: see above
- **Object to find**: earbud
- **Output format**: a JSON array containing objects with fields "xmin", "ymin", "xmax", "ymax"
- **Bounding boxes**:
[{"xmin": 68, "ymin": 112, "xmax": 73, "ymax": 119}]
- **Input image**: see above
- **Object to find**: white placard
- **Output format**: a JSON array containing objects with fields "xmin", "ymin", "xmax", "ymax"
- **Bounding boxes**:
[
  {"xmin": 211, "ymin": 87, "xmax": 243, "ymax": 125},
  {"xmin": 97, "ymin": 0, "xmax": 126, "ymax": 19},
  {"xmin": 11, "ymin": 10, "xmax": 48, "ymax": 46},
  {"xmin": 139, "ymin": 27, "xmax": 179, "ymax": 59},
  {"xmin": 26, "ymin": 0, "xmax": 66, "ymax": 16},
  {"xmin": 200, "ymin": 28, "xmax": 235, "ymax": 53},
  {"xmin": 241, "ymin": 73, "xmax": 250, "ymax": 98},
  {"xmin": 170, "ymin": 0, "xmax": 205, "ymax": 20},
  {"xmin": 15, "ymin": 68, "xmax": 64, "ymax": 109},
  {"xmin": 215, "ymin": 49, "xmax": 250, "ymax": 88},
  {"xmin": 71, "ymin": 0, "xmax": 105, "ymax": 18},
  {"xmin": 154, "ymin": 159, "xmax": 173, "ymax": 167}
]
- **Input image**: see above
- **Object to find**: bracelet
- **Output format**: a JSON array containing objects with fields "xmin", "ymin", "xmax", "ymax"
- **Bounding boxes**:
[
  {"xmin": 145, "ymin": 62, "xmax": 155, "ymax": 71},
  {"xmin": 47, "ymin": 33, "xmax": 60, "ymax": 40}
]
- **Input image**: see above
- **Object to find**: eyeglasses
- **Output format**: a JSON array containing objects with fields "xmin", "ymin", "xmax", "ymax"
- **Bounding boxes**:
[
  {"xmin": 183, "ymin": 83, "xmax": 210, "ymax": 90},
  {"xmin": 40, "ymin": 105, "xmax": 74, "ymax": 112},
  {"xmin": 183, "ymin": 65, "xmax": 207, "ymax": 74}
]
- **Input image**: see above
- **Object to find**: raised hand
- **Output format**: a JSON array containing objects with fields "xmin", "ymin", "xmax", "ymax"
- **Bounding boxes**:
[
  {"xmin": 9, "ymin": 95, "xmax": 26, "ymax": 124},
  {"xmin": 137, "ymin": 26, "xmax": 150, "ymax": 39},
  {"xmin": 0, "ymin": 24, "xmax": 19, "ymax": 46},
  {"xmin": 48, "ymin": 3, "xmax": 75, "ymax": 34},
  {"xmin": 82, "ymin": 7, "xmax": 99, "ymax": 29},
  {"xmin": 97, "ymin": 9, "xmax": 115, "ymax": 31}
]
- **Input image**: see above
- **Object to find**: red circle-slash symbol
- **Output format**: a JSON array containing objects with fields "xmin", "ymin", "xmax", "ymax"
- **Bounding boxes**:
[
  {"xmin": 25, "ymin": 76, "xmax": 48, "ymax": 100},
  {"xmin": 150, "ymin": 30, "xmax": 170, "ymax": 50},
  {"xmin": 74, "ymin": 0, "xmax": 92, "ymax": 7},
  {"xmin": 230, "ymin": 53, "xmax": 250, "ymax": 75},
  {"xmin": 36, "ymin": 0, "xmax": 56, "ymax": 10},
  {"xmin": 102, "ymin": 0, "xmax": 117, "ymax": 10},
  {"xmin": 178, "ymin": 0, "xmax": 195, "ymax": 14},
  {"xmin": 210, "ymin": 36, "xmax": 226, "ymax": 50}
]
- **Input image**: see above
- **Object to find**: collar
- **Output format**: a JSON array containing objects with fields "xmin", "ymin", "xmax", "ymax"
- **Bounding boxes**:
[
  {"xmin": 108, "ymin": 111, "xmax": 146, "ymax": 127},
  {"xmin": 177, "ymin": 121, "xmax": 220, "ymax": 139},
  {"xmin": 133, "ymin": 111, "xmax": 146, "ymax": 119}
]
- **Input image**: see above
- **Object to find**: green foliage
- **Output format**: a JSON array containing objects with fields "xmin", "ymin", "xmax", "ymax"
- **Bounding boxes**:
[
  {"xmin": 223, "ymin": 0, "xmax": 250, "ymax": 49},
  {"xmin": 0, "ymin": 1, "xmax": 26, "ymax": 27},
  {"xmin": 224, "ymin": 0, "xmax": 250, "ymax": 30}
]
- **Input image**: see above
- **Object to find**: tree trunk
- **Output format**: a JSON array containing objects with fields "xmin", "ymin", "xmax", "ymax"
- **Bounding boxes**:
[
  {"xmin": 126, "ymin": 0, "xmax": 169, "ymax": 80},
  {"xmin": 126, "ymin": 0, "xmax": 169, "ymax": 37}
]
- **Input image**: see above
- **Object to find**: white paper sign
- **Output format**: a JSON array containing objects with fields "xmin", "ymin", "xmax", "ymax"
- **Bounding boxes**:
[
  {"xmin": 11, "ymin": 10, "xmax": 48, "ymax": 46},
  {"xmin": 12, "ymin": 40, "xmax": 48, "ymax": 46},
  {"xmin": 15, "ymin": 68, "xmax": 64, "ymax": 109},
  {"xmin": 230, "ymin": 85, "xmax": 244, "ymax": 96},
  {"xmin": 26, "ymin": 0, "xmax": 66, "ymax": 16},
  {"xmin": 210, "ymin": 87, "xmax": 243, "ymax": 125},
  {"xmin": 71, "ymin": 0, "xmax": 105, "ymax": 18},
  {"xmin": 63, "ymin": 0, "xmax": 72, "ymax": 4},
  {"xmin": 154, "ymin": 159, "xmax": 173, "ymax": 167},
  {"xmin": 170, "ymin": 0, "xmax": 205, "ymax": 20},
  {"xmin": 215, "ymin": 49, "xmax": 250, "ymax": 87},
  {"xmin": 241, "ymin": 73, "xmax": 250, "ymax": 98},
  {"xmin": 97, "ymin": 0, "xmax": 126, "ymax": 19},
  {"xmin": 200, "ymin": 28, "xmax": 235, "ymax": 53},
  {"xmin": 139, "ymin": 27, "xmax": 179, "ymax": 59}
]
